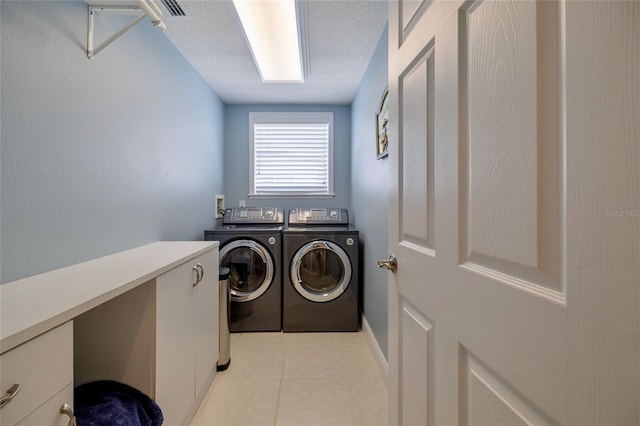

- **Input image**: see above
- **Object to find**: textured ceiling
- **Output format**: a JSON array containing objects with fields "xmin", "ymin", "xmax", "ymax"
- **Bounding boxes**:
[{"xmin": 155, "ymin": 0, "xmax": 388, "ymax": 104}]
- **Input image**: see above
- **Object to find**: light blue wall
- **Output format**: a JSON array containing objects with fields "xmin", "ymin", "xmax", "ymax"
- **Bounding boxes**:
[
  {"xmin": 1, "ymin": 1, "xmax": 225, "ymax": 283},
  {"xmin": 351, "ymin": 26, "xmax": 389, "ymax": 359},
  {"xmin": 223, "ymin": 104, "xmax": 351, "ymax": 212}
]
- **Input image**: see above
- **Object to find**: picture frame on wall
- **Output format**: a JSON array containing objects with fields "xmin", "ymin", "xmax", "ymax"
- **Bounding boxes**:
[{"xmin": 376, "ymin": 88, "xmax": 389, "ymax": 159}]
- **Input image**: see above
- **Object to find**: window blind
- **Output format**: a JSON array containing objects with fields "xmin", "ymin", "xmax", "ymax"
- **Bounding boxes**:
[{"xmin": 252, "ymin": 117, "xmax": 331, "ymax": 196}]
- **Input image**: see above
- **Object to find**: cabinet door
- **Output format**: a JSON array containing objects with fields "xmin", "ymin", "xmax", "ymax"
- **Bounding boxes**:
[
  {"xmin": 193, "ymin": 248, "xmax": 219, "ymax": 396},
  {"xmin": 155, "ymin": 260, "xmax": 198, "ymax": 426}
]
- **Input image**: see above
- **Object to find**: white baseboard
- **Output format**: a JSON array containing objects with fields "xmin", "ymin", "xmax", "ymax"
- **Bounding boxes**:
[{"xmin": 362, "ymin": 314, "xmax": 388, "ymax": 384}]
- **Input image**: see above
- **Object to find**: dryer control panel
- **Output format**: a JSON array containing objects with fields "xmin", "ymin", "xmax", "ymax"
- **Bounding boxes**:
[
  {"xmin": 223, "ymin": 207, "xmax": 284, "ymax": 225},
  {"xmin": 288, "ymin": 208, "xmax": 349, "ymax": 226}
]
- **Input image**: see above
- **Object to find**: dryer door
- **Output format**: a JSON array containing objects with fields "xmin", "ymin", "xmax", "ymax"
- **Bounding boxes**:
[
  {"xmin": 219, "ymin": 239, "xmax": 274, "ymax": 302},
  {"xmin": 290, "ymin": 240, "xmax": 352, "ymax": 303}
]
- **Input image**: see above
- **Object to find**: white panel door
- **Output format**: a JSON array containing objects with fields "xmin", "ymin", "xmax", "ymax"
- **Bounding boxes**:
[{"xmin": 385, "ymin": 1, "xmax": 639, "ymax": 424}]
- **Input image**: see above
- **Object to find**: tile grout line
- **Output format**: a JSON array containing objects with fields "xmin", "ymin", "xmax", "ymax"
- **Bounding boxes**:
[{"xmin": 272, "ymin": 340, "xmax": 287, "ymax": 426}]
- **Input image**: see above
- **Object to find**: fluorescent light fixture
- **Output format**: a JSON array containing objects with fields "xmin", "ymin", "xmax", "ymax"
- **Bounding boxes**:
[{"xmin": 232, "ymin": 0, "xmax": 306, "ymax": 82}]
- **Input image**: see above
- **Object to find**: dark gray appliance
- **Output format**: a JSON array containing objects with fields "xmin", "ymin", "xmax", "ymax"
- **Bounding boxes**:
[
  {"xmin": 204, "ymin": 207, "xmax": 284, "ymax": 332},
  {"xmin": 282, "ymin": 208, "xmax": 360, "ymax": 332}
]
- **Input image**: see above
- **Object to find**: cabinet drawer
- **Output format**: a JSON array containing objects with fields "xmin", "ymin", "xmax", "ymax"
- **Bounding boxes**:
[
  {"xmin": 17, "ymin": 384, "xmax": 73, "ymax": 426},
  {"xmin": 0, "ymin": 322, "xmax": 73, "ymax": 426}
]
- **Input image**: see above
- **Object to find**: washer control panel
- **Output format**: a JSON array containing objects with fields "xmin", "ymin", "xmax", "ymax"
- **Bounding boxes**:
[
  {"xmin": 224, "ymin": 207, "xmax": 284, "ymax": 225},
  {"xmin": 288, "ymin": 208, "xmax": 349, "ymax": 226}
]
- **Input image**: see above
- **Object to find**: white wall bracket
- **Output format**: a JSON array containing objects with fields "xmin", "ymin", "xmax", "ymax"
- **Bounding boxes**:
[{"xmin": 87, "ymin": 2, "xmax": 166, "ymax": 59}]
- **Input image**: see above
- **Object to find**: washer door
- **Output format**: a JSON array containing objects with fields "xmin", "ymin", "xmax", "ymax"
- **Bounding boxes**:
[
  {"xmin": 290, "ymin": 240, "xmax": 352, "ymax": 303},
  {"xmin": 219, "ymin": 239, "xmax": 274, "ymax": 302}
]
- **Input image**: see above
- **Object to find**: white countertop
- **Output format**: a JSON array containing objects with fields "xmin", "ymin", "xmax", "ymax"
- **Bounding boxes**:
[{"xmin": 0, "ymin": 241, "xmax": 218, "ymax": 354}]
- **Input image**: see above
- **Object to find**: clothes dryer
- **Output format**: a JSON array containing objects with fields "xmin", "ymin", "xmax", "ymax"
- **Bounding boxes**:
[
  {"xmin": 282, "ymin": 208, "xmax": 359, "ymax": 332},
  {"xmin": 205, "ymin": 207, "xmax": 283, "ymax": 332}
]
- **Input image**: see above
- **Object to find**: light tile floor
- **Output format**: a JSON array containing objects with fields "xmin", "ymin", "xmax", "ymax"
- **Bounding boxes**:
[{"xmin": 190, "ymin": 331, "xmax": 388, "ymax": 426}]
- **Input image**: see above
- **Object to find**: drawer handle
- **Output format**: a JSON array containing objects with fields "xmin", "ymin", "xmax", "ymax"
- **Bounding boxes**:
[
  {"xmin": 60, "ymin": 403, "xmax": 77, "ymax": 426},
  {"xmin": 193, "ymin": 263, "xmax": 204, "ymax": 286},
  {"xmin": 192, "ymin": 265, "xmax": 201, "ymax": 286},
  {"xmin": 0, "ymin": 384, "xmax": 20, "ymax": 409},
  {"xmin": 197, "ymin": 263, "xmax": 204, "ymax": 282}
]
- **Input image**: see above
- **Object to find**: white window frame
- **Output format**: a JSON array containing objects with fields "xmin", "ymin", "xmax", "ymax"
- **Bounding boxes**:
[{"xmin": 249, "ymin": 112, "xmax": 334, "ymax": 198}]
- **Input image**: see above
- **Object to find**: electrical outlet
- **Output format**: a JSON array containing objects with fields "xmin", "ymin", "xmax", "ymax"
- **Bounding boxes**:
[{"xmin": 239, "ymin": 200, "xmax": 246, "ymax": 208}]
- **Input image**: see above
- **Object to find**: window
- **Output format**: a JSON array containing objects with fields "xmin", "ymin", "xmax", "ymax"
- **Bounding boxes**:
[{"xmin": 249, "ymin": 112, "xmax": 334, "ymax": 197}]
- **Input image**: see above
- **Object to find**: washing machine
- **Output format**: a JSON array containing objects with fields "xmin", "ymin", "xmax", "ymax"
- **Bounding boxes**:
[
  {"xmin": 282, "ymin": 208, "xmax": 360, "ymax": 332},
  {"xmin": 204, "ymin": 207, "xmax": 283, "ymax": 332}
]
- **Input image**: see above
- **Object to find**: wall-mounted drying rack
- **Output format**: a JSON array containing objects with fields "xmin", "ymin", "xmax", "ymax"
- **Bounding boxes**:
[{"xmin": 87, "ymin": 0, "xmax": 166, "ymax": 59}]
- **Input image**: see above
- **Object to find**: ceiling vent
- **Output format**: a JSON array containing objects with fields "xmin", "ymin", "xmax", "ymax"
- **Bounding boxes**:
[{"xmin": 160, "ymin": 0, "xmax": 187, "ymax": 17}]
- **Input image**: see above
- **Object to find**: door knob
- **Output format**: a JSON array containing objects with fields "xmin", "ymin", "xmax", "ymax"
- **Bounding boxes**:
[{"xmin": 377, "ymin": 255, "xmax": 397, "ymax": 273}]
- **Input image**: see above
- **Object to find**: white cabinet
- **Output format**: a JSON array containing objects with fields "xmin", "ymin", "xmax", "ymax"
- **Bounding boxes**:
[
  {"xmin": 1, "ymin": 241, "xmax": 219, "ymax": 426},
  {"xmin": 0, "ymin": 322, "xmax": 74, "ymax": 426},
  {"xmin": 155, "ymin": 247, "xmax": 219, "ymax": 425}
]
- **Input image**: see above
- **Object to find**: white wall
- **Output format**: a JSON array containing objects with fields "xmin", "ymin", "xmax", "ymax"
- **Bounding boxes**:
[
  {"xmin": 351, "ymin": 26, "xmax": 389, "ymax": 359},
  {"xmin": 1, "ymin": 1, "xmax": 225, "ymax": 283}
]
